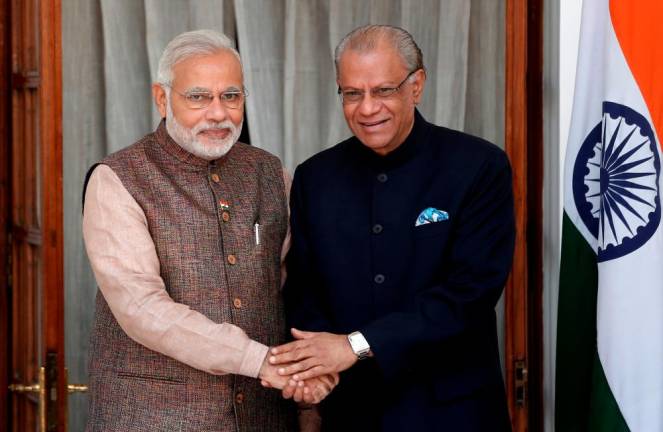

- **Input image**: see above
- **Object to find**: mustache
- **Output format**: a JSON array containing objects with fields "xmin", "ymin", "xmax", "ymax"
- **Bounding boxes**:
[{"xmin": 192, "ymin": 121, "xmax": 236, "ymax": 135}]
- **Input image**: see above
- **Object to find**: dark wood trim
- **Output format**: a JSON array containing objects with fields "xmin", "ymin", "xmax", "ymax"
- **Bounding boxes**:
[
  {"xmin": 505, "ymin": 0, "xmax": 529, "ymax": 427},
  {"xmin": 39, "ymin": 0, "xmax": 65, "ymax": 429},
  {"xmin": 0, "ymin": 0, "xmax": 12, "ymax": 428},
  {"xmin": 526, "ymin": 1, "xmax": 544, "ymax": 430},
  {"xmin": 505, "ymin": 0, "xmax": 544, "ymax": 430}
]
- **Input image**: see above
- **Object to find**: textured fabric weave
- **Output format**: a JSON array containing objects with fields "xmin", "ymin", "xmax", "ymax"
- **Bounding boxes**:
[{"xmin": 86, "ymin": 122, "xmax": 295, "ymax": 431}]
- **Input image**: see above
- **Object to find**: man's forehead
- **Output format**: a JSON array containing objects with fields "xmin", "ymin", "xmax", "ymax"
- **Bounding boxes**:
[
  {"xmin": 171, "ymin": 51, "xmax": 243, "ymax": 86},
  {"xmin": 338, "ymin": 46, "xmax": 408, "ymax": 84}
]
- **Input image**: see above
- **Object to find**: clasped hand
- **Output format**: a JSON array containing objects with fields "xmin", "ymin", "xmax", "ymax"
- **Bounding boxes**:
[
  {"xmin": 260, "ymin": 328, "xmax": 356, "ymax": 403},
  {"xmin": 259, "ymin": 345, "xmax": 339, "ymax": 403},
  {"xmin": 267, "ymin": 328, "xmax": 358, "ymax": 400}
]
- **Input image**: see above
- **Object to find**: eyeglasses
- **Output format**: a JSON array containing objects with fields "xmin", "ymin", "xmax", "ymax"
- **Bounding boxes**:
[
  {"xmin": 166, "ymin": 85, "xmax": 248, "ymax": 110},
  {"xmin": 337, "ymin": 69, "xmax": 420, "ymax": 105}
]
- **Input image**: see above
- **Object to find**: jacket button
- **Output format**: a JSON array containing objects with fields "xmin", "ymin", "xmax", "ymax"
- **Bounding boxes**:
[
  {"xmin": 377, "ymin": 173, "xmax": 388, "ymax": 183},
  {"xmin": 235, "ymin": 392, "xmax": 244, "ymax": 403},
  {"xmin": 221, "ymin": 211, "xmax": 230, "ymax": 222},
  {"xmin": 227, "ymin": 254, "xmax": 237, "ymax": 265},
  {"xmin": 372, "ymin": 224, "xmax": 383, "ymax": 234},
  {"xmin": 233, "ymin": 298, "xmax": 242, "ymax": 308},
  {"xmin": 211, "ymin": 173, "xmax": 220, "ymax": 183},
  {"xmin": 374, "ymin": 274, "xmax": 385, "ymax": 284}
]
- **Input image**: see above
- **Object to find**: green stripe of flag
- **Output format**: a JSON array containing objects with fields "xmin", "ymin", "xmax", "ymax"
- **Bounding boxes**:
[
  {"xmin": 556, "ymin": 211, "xmax": 597, "ymax": 431},
  {"xmin": 556, "ymin": 211, "xmax": 629, "ymax": 431},
  {"xmin": 588, "ymin": 353, "xmax": 629, "ymax": 431}
]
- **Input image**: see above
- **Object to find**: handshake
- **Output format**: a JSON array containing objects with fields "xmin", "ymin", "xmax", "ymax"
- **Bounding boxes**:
[{"xmin": 258, "ymin": 328, "xmax": 361, "ymax": 404}]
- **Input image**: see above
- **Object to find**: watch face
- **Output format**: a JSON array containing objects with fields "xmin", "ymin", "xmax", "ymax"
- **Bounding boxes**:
[{"xmin": 348, "ymin": 332, "xmax": 370, "ymax": 356}]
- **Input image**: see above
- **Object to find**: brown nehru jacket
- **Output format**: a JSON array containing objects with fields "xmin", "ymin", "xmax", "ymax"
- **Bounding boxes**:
[{"xmin": 85, "ymin": 122, "xmax": 295, "ymax": 431}]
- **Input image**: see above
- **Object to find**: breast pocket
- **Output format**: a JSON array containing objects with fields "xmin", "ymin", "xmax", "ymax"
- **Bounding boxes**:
[{"xmin": 413, "ymin": 220, "xmax": 451, "ymax": 239}]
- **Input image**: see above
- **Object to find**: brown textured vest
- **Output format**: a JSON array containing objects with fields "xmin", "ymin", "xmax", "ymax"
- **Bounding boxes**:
[{"xmin": 85, "ymin": 122, "xmax": 295, "ymax": 431}]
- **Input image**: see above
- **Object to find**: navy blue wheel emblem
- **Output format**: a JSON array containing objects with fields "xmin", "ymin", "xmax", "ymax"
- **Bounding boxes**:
[{"xmin": 573, "ymin": 101, "xmax": 661, "ymax": 262}]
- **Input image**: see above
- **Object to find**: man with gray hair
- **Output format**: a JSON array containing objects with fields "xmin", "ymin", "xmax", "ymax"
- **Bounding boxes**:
[
  {"xmin": 82, "ymin": 29, "xmax": 334, "ymax": 431},
  {"xmin": 270, "ymin": 25, "xmax": 515, "ymax": 431}
]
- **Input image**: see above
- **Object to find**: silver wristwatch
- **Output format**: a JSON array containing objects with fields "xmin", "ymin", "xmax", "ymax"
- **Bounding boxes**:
[{"xmin": 347, "ymin": 331, "xmax": 371, "ymax": 360}]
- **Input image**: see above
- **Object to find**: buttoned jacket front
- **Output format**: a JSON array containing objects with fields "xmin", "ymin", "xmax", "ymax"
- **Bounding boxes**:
[{"xmin": 285, "ymin": 111, "xmax": 515, "ymax": 432}]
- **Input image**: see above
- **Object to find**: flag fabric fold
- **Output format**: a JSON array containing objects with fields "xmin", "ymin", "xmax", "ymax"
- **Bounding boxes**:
[{"xmin": 556, "ymin": 1, "xmax": 663, "ymax": 431}]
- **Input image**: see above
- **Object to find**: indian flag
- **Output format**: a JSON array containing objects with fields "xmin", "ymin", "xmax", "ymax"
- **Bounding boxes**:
[{"xmin": 556, "ymin": 0, "xmax": 663, "ymax": 431}]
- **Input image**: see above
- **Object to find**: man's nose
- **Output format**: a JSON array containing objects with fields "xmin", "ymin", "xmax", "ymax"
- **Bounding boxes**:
[
  {"xmin": 357, "ymin": 93, "xmax": 381, "ymax": 116},
  {"xmin": 205, "ymin": 95, "xmax": 229, "ymax": 122}
]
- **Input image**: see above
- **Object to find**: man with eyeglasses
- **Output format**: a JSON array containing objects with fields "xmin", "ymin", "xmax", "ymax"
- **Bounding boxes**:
[
  {"xmin": 270, "ymin": 25, "xmax": 515, "ymax": 431},
  {"xmin": 82, "ymin": 29, "xmax": 335, "ymax": 431}
]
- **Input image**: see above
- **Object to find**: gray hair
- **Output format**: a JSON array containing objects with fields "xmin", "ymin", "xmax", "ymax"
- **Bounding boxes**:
[
  {"xmin": 334, "ymin": 25, "xmax": 424, "ymax": 77},
  {"xmin": 156, "ymin": 29, "xmax": 241, "ymax": 86}
]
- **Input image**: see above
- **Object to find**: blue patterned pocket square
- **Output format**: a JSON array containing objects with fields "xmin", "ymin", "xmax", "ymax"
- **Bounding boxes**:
[{"xmin": 415, "ymin": 207, "xmax": 449, "ymax": 226}]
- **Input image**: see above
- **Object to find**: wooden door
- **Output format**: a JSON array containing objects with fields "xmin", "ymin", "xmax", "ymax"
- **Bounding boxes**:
[
  {"xmin": 3, "ymin": 0, "xmax": 66, "ymax": 430},
  {"xmin": 505, "ymin": 0, "xmax": 544, "ymax": 430},
  {"xmin": 0, "ymin": 0, "xmax": 10, "ymax": 427}
]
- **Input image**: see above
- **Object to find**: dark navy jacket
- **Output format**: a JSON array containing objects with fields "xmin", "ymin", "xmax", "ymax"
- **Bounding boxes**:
[{"xmin": 284, "ymin": 111, "xmax": 515, "ymax": 431}]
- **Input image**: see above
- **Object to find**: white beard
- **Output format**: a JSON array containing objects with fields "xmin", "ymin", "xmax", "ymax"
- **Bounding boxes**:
[{"xmin": 165, "ymin": 99, "xmax": 243, "ymax": 161}]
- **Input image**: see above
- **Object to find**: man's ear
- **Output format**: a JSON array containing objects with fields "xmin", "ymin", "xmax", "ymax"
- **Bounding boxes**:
[
  {"xmin": 411, "ymin": 69, "xmax": 426, "ymax": 105},
  {"xmin": 152, "ymin": 83, "xmax": 168, "ymax": 118}
]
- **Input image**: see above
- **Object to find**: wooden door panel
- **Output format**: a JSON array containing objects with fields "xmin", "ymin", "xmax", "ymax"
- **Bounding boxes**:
[
  {"xmin": 10, "ymin": 0, "xmax": 42, "ymax": 429},
  {"xmin": 6, "ymin": 0, "xmax": 64, "ymax": 430},
  {"xmin": 0, "ymin": 0, "xmax": 10, "ymax": 426}
]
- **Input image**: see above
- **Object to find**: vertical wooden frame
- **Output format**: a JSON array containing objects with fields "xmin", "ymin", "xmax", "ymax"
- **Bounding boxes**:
[
  {"xmin": 505, "ymin": 0, "xmax": 544, "ymax": 430},
  {"xmin": 505, "ymin": 0, "xmax": 529, "ymax": 426},
  {"xmin": 0, "ymin": 0, "xmax": 11, "ymax": 428},
  {"xmin": 39, "ymin": 0, "xmax": 65, "ymax": 429},
  {"xmin": 526, "ymin": 0, "xmax": 544, "ymax": 429}
]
